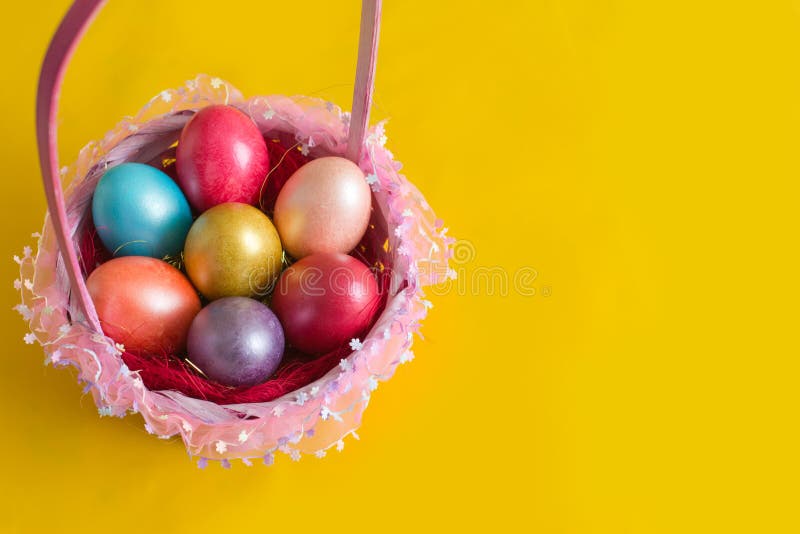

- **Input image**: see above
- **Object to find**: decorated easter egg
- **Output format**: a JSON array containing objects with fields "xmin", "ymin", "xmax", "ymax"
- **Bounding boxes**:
[
  {"xmin": 86, "ymin": 257, "xmax": 201, "ymax": 355},
  {"xmin": 273, "ymin": 157, "xmax": 372, "ymax": 259},
  {"xmin": 184, "ymin": 202, "xmax": 283, "ymax": 300},
  {"xmin": 187, "ymin": 297, "xmax": 285, "ymax": 387},
  {"xmin": 270, "ymin": 253, "xmax": 380, "ymax": 354},
  {"xmin": 175, "ymin": 105, "xmax": 270, "ymax": 212},
  {"xmin": 91, "ymin": 162, "xmax": 193, "ymax": 258}
]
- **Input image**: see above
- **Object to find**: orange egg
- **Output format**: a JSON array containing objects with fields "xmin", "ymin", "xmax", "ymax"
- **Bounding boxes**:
[
  {"xmin": 273, "ymin": 157, "xmax": 372, "ymax": 259},
  {"xmin": 86, "ymin": 257, "xmax": 201, "ymax": 355}
]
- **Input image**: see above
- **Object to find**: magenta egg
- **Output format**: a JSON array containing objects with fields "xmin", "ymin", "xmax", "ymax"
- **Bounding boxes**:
[
  {"xmin": 175, "ymin": 105, "xmax": 270, "ymax": 212},
  {"xmin": 270, "ymin": 253, "xmax": 381, "ymax": 355},
  {"xmin": 273, "ymin": 157, "xmax": 372, "ymax": 259}
]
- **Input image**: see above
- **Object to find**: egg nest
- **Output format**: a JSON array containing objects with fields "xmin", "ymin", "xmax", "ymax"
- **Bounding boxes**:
[{"xmin": 79, "ymin": 137, "xmax": 391, "ymax": 404}]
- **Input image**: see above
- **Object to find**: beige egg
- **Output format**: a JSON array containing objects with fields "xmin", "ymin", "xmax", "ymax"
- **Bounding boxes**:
[{"xmin": 273, "ymin": 156, "xmax": 372, "ymax": 259}]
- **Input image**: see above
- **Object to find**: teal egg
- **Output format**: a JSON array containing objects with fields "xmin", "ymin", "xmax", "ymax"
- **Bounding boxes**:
[{"xmin": 92, "ymin": 162, "xmax": 193, "ymax": 258}]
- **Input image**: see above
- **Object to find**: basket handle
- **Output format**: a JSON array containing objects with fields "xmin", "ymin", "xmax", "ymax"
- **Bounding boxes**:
[{"xmin": 36, "ymin": 0, "xmax": 382, "ymax": 332}]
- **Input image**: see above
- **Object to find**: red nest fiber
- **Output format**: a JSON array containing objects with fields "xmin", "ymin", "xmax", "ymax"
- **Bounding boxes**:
[{"xmin": 78, "ymin": 138, "xmax": 390, "ymax": 405}]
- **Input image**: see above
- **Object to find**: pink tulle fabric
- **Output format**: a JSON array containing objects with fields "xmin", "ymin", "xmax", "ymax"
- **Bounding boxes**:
[{"xmin": 14, "ymin": 75, "xmax": 454, "ymax": 466}]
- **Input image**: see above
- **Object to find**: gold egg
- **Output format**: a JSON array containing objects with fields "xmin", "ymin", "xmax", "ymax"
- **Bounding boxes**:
[{"xmin": 184, "ymin": 202, "xmax": 283, "ymax": 300}]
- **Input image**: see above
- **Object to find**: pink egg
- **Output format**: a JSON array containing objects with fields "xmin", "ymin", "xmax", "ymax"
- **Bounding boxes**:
[
  {"xmin": 270, "ymin": 253, "xmax": 380, "ymax": 355},
  {"xmin": 175, "ymin": 105, "xmax": 270, "ymax": 213},
  {"xmin": 273, "ymin": 157, "xmax": 372, "ymax": 259}
]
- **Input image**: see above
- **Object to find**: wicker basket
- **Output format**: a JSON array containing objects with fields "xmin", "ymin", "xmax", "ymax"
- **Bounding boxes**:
[{"xmin": 15, "ymin": 0, "xmax": 453, "ymax": 466}]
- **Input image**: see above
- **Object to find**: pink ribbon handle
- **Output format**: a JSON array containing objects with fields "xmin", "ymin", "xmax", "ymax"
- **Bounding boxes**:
[{"xmin": 36, "ymin": 0, "xmax": 382, "ymax": 331}]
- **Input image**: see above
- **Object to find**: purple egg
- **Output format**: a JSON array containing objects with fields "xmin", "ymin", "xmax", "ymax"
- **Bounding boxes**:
[{"xmin": 187, "ymin": 297, "xmax": 285, "ymax": 387}]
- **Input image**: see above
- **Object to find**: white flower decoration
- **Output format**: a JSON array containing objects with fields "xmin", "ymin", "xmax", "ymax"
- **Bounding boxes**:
[
  {"xmin": 272, "ymin": 405, "xmax": 285, "ymax": 417},
  {"xmin": 13, "ymin": 279, "xmax": 21, "ymax": 290},
  {"xmin": 367, "ymin": 376, "xmax": 379, "ymax": 391},
  {"xmin": 215, "ymin": 441, "xmax": 227, "ymax": 454},
  {"xmin": 182, "ymin": 421, "xmax": 193, "ymax": 433},
  {"xmin": 365, "ymin": 173, "xmax": 378, "ymax": 185},
  {"xmin": 295, "ymin": 392, "xmax": 309, "ymax": 406},
  {"xmin": 399, "ymin": 350, "xmax": 415, "ymax": 364},
  {"xmin": 262, "ymin": 109, "xmax": 276, "ymax": 120},
  {"xmin": 210, "ymin": 77, "xmax": 223, "ymax": 89},
  {"xmin": 160, "ymin": 91, "xmax": 172, "ymax": 103},
  {"xmin": 23, "ymin": 333, "xmax": 36, "ymax": 345},
  {"xmin": 238, "ymin": 430, "xmax": 248, "ymax": 444},
  {"xmin": 14, "ymin": 304, "xmax": 32, "ymax": 320},
  {"xmin": 349, "ymin": 338, "xmax": 364, "ymax": 351}
]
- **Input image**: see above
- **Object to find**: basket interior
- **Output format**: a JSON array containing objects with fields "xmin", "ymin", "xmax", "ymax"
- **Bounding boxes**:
[{"xmin": 76, "ymin": 129, "xmax": 392, "ymax": 405}]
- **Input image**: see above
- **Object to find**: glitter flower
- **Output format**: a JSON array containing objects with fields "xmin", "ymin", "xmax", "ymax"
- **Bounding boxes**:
[
  {"xmin": 215, "ymin": 441, "xmax": 227, "ymax": 454},
  {"xmin": 367, "ymin": 376, "xmax": 379, "ymax": 391},
  {"xmin": 320, "ymin": 406, "xmax": 331, "ymax": 421}
]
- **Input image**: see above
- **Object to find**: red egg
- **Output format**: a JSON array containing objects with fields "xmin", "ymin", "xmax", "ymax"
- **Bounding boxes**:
[
  {"xmin": 86, "ymin": 257, "xmax": 201, "ymax": 355},
  {"xmin": 270, "ymin": 253, "xmax": 381, "ymax": 355},
  {"xmin": 175, "ymin": 105, "xmax": 270, "ymax": 212}
]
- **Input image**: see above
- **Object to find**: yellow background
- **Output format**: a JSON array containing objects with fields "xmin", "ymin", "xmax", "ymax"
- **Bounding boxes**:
[{"xmin": 1, "ymin": 1, "xmax": 799, "ymax": 532}]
